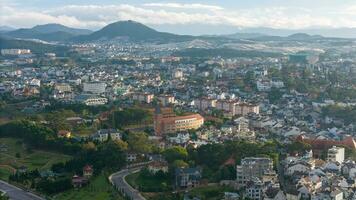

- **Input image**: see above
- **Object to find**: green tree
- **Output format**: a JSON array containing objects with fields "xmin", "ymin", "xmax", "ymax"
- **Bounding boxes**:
[{"xmin": 127, "ymin": 132, "xmax": 152, "ymax": 153}]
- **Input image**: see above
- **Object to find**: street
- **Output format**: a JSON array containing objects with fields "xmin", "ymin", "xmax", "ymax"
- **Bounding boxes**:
[{"xmin": 0, "ymin": 180, "xmax": 45, "ymax": 200}]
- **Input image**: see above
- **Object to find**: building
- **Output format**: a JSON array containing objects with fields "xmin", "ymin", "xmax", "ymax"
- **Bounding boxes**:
[
  {"xmin": 216, "ymin": 99, "xmax": 239, "ymax": 115},
  {"xmin": 55, "ymin": 83, "xmax": 72, "ymax": 93},
  {"xmin": 236, "ymin": 157, "xmax": 274, "ymax": 186},
  {"xmin": 246, "ymin": 178, "xmax": 263, "ymax": 200},
  {"xmin": 157, "ymin": 94, "xmax": 175, "ymax": 106},
  {"xmin": 1, "ymin": 49, "xmax": 31, "ymax": 56},
  {"xmin": 91, "ymin": 129, "xmax": 121, "ymax": 142},
  {"xmin": 194, "ymin": 98, "xmax": 217, "ymax": 111},
  {"xmin": 327, "ymin": 146, "xmax": 345, "ymax": 164},
  {"xmin": 154, "ymin": 107, "xmax": 204, "ymax": 135},
  {"xmin": 57, "ymin": 130, "xmax": 71, "ymax": 138},
  {"xmin": 83, "ymin": 165, "xmax": 93, "ymax": 178},
  {"xmin": 148, "ymin": 161, "xmax": 169, "ymax": 174},
  {"xmin": 172, "ymin": 68, "xmax": 183, "ymax": 79},
  {"xmin": 132, "ymin": 92, "xmax": 154, "ymax": 104},
  {"xmin": 75, "ymin": 94, "xmax": 108, "ymax": 106},
  {"xmin": 83, "ymin": 82, "xmax": 107, "ymax": 94},
  {"xmin": 175, "ymin": 167, "xmax": 201, "ymax": 189},
  {"xmin": 235, "ymin": 103, "xmax": 260, "ymax": 116}
]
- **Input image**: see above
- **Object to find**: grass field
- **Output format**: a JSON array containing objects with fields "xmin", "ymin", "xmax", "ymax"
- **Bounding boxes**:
[
  {"xmin": 54, "ymin": 173, "xmax": 124, "ymax": 200},
  {"xmin": 187, "ymin": 185, "xmax": 235, "ymax": 200},
  {"xmin": 0, "ymin": 137, "xmax": 72, "ymax": 180}
]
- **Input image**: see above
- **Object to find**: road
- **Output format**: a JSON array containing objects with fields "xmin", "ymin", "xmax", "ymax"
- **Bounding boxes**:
[
  {"xmin": 0, "ymin": 180, "xmax": 45, "ymax": 200},
  {"xmin": 109, "ymin": 162, "xmax": 151, "ymax": 200}
]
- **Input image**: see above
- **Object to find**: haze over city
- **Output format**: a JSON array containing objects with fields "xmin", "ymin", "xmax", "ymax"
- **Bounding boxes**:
[{"xmin": 0, "ymin": 1, "xmax": 356, "ymax": 200}]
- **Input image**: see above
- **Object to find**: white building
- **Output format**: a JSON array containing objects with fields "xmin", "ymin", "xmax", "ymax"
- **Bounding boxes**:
[
  {"xmin": 75, "ymin": 94, "xmax": 108, "ymax": 106},
  {"xmin": 83, "ymin": 82, "xmax": 106, "ymax": 94},
  {"xmin": 92, "ymin": 129, "xmax": 121, "ymax": 142},
  {"xmin": 327, "ymin": 146, "xmax": 345, "ymax": 164},
  {"xmin": 1, "ymin": 49, "xmax": 31, "ymax": 56}
]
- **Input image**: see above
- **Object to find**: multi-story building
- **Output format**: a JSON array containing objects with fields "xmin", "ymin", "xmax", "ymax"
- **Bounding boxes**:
[
  {"xmin": 132, "ymin": 92, "xmax": 154, "ymax": 104},
  {"xmin": 236, "ymin": 157, "xmax": 274, "ymax": 186},
  {"xmin": 246, "ymin": 177, "xmax": 263, "ymax": 200},
  {"xmin": 216, "ymin": 99, "xmax": 239, "ymax": 115},
  {"xmin": 157, "ymin": 94, "xmax": 175, "ymax": 106},
  {"xmin": 194, "ymin": 98, "xmax": 217, "ymax": 111},
  {"xmin": 327, "ymin": 146, "xmax": 345, "ymax": 164},
  {"xmin": 235, "ymin": 103, "xmax": 260, "ymax": 116},
  {"xmin": 83, "ymin": 82, "xmax": 107, "ymax": 94},
  {"xmin": 75, "ymin": 94, "xmax": 108, "ymax": 106},
  {"xmin": 172, "ymin": 68, "xmax": 183, "ymax": 79},
  {"xmin": 91, "ymin": 129, "xmax": 121, "ymax": 142},
  {"xmin": 55, "ymin": 83, "xmax": 72, "ymax": 93},
  {"xmin": 1, "ymin": 49, "xmax": 31, "ymax": 56},
  {"xmin": 175, "ymin": 168, "xmax": 201, "ymax": 189},
  {"xmin": 154, "ymin": 107, "xmax": 204, "ymax": 135}
]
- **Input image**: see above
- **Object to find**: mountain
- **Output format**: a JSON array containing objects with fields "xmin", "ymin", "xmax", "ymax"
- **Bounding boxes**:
[
  {"xmin": 30, "ymin": 24, "xmax": 92, "ymax": 35},
  {"xmin": 2, "ymin": 24, "xmax": 93, "ymax": 42},
  {"xmin": 233, "ymin": 27, "xmax": 356, "ymax": 38},
  {"xmin": 74, "ymin": 20, "xmax": 193, "ymax": 42},
  {"xmin": 0, "ymin": 26, "xmax": 15, "ymax": 33},
  {"xmin": 0, "ymin": 37, "xmax": 69, "ymax": 56},
  {"xmin": 223, "ymin": 32, "xmax": 267, "ymax": 39}
]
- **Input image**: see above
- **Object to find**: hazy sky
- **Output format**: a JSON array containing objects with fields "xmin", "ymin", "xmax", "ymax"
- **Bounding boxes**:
[{"xmin": 1, "ymin": 0, "xmax": 356, "ymax": 34}]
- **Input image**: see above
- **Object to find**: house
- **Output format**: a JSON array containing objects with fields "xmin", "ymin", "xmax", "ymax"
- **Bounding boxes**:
[
  {"xmin": 91, "ymin": 129, "xmax": 121, "ymax": 142},
  {"xmin": 83, "ymin": 165, "xmax": 93, "ymax": 178},
  {"xmin": 148, "ymin": 161, "xmax": 168, "ymax": 174},
  {"xmin": 72, "ymin": 175, "xmax": 88, "ymax": 188},
  {"xmin": 245, "ymin": 177, "xmax": 263, "ymax": 200},
  {"xmin": 127, "ymin": 153, "xmax": 137, "ymax": 162},
  {"xmin": 57, "ymin": 130, "xmax": 71, "ymax": 138},
  {"xmin": 175, "ymin": 167, "xmax": 202, "ymax": 189}
]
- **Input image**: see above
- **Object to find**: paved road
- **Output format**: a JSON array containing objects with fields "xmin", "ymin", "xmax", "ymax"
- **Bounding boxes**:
[
  {"xmin": 0, "ymin": 180, "xmax": 45, "ymax": 200},
  {"xmin": 109, "ymin": 162, "xmax": 151, "ymax": 200}
]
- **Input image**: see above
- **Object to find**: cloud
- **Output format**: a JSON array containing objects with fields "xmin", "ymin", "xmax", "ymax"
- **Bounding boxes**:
[
  {"xmin": 143, "ymin": 3, "xmax": 223, "ymax": 11},
  {"xmin": 1, "ymin": 3, "xmax": 356, "ymax": 30}
]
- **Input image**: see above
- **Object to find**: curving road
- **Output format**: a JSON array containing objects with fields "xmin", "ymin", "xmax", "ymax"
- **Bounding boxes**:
[
  {"xmin": 109, "ymin": 162, "xmax": 151, "ymax": 200},
  {"xmin": 0, "ymin": 180, "xmax": 45, "ymax": 200}
]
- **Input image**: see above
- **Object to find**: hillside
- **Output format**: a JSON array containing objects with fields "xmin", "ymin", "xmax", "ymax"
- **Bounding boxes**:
[
  {"xmin": 2, "ymin": 24, "xmax": 92, "ymax": 42},
  {"xmin": 74, "ymin": 20, "xmax": 193, "ymax": 42}
]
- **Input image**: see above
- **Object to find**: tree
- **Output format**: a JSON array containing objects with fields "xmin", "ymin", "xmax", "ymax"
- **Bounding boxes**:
[
  {"xmin": 172, "ymin": 160, "xmax": 189, "ymax": 168},
  {"xmin": 127, "ymin": 132, "xmax": 152, "ymax": 153},
  {"xmin": 163, "ymin": 146, "xmax": 188, "ymax": 163},
  {"xmin": 114, "ymin": 139, "xmax": 128, "ymax": 151}
]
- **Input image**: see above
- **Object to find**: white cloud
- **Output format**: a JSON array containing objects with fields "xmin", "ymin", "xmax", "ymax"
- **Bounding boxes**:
[
  {"xmin": 1, "ymin": 3, "xmax": 356, "ymax": 30},
  {"xmin": 143, "ymin": 3, "xmax": 223, "ymax": 11}
]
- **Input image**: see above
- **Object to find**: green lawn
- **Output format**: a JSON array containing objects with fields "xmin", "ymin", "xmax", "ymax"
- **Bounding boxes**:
[
  {"xmin": 54, "ymin": 173, "xmax": 124, "ymax": 200},
  {"xmin": 125, "ymin": 172, "xmax": 139, "ymax": 189},
  {"xmin": 125, "ymin": 170, "xmax": 172, "ymax": 192},
  {"xmin": 0, "ymin": 137, "xmax": 72, "ymax": 178},
  {"xmin": 0, "ymin": 167, "xmax": 12, "ymax": 181},
  {"xmin": 187, "ymin": 185, "xmax": 235, "ymax": 200}
]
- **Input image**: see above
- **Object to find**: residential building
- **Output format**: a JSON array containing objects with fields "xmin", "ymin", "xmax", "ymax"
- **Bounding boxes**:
[
  {"xmin": 194, "ymin": 98, "xmax": 217, "ymax": 111},
  {"xmin": 132, "ymin": 92, "xmax": 154, "ymax": 104},
  {"xmin": 91, "ymin": 129, "xmax": 121, "ymax": 142},
  {"xmin": 236, "ymin": 157, "xmax": 274, "ymax": 186},
  {"xmin": 327, "ymin": 146, "xmax": 345, "ymax": 164},
  {"xmin": 75, "ymin": 94, "xmax": 108, "ymax": 106},
  {"xmin": 175, "ymin": 167, "xmax": 201, "ymax": 189},
  {"xmin": 157, "ymin": 94, "xmax": 175, "ymax": 106},
  {"xmin": 83, "ymin": 82, "xmax": 106, "ymax": 94}
]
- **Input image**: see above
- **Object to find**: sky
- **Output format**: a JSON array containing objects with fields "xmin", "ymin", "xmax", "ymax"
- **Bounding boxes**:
[{"xmin": 1, "ymin": 0, "xmax": 356, "ymax": 35}]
